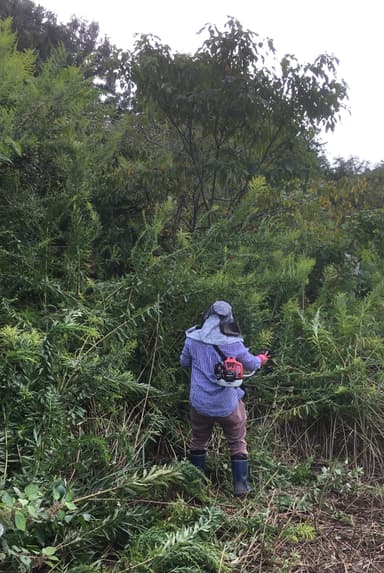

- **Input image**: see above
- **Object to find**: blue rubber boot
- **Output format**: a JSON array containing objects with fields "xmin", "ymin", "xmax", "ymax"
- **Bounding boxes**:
[
  {"xmin": 231, "ymin": 455, "xmax": 251, "ymax": 496},
  {"xmin": 189, "ymin": 450, "xmax": 206, "ymax": 473}
]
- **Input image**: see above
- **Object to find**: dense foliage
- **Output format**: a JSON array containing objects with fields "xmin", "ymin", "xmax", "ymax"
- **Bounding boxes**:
[{"xmin": 1, "ymin": 3, "xmax": 384, "ymax": 571}]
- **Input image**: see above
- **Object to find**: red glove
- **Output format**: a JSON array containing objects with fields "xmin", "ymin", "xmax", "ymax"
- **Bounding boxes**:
[{"xmin": 257, "ymin": 353, "xmax": 270, "ymax": 366}]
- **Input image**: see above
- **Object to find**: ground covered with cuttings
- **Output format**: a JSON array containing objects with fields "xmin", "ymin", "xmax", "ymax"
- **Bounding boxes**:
[{"xmin": 215, "ymin": 471, "xmax": 384, "ymax": 572}]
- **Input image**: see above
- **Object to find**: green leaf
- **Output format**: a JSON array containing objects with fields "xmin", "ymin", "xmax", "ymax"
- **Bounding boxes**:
[
  {"xmin": 64, "ymin": 501, "xmax": 77, "ymax": 510},
  {"xmin": 14, "ymin": 511, "xmax": 26, "ymax": 531},
  {"xmin": 27, "ymin": 505, "xmax": 38, "ymax": 519},
  {"xmin": 42, "ymin": 546, "xmax": 57, "ymax": 556},
  {"xmin": 24, "ymin": 484, "xmax": 41, "ymax": 501},
  {"xmin": 52, "ymin": 484, "xmax": 66, "ymax": 501},
  {"xmin": 1, "ymin": 492, "xmax": 15, "ymax": 507},
  {"xmin": 20, "ymin": 555, "xmax": 32, "ymax": 567}
]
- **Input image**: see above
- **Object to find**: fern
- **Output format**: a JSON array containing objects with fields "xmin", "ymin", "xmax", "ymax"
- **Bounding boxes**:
[{"xmin": 122, "ymin": 506, "xmax": 229, "ymax": 573}]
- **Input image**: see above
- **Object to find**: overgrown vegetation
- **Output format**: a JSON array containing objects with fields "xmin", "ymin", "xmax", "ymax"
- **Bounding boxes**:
[{"xmin": 1, "ymin": 3, "xmax": 384, "ymax": 571}]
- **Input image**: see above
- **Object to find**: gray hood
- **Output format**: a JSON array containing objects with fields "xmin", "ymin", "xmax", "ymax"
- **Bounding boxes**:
[{"xmin": 186, "ymin": 301, "xmax": 243, "ymax": 345}]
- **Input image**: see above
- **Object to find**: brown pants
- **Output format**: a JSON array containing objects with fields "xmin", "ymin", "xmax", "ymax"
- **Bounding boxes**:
[{"xmin": 190, "ymin": 400, "xmax": 248, "ymax": 456}]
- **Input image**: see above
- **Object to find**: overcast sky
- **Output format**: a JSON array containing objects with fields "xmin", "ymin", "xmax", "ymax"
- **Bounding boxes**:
[{"xmin": 37, "ymin": 0, "xmax": 384, "ymax": 166}]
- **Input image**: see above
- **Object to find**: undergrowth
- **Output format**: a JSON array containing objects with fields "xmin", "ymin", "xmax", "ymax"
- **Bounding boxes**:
[{"xmin": 2, "ymin": 172, "xmax": 384, "ymax": 572}]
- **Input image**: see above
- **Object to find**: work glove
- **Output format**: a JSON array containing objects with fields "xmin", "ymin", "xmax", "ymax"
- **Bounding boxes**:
[{"xmin": 256, "ymin": 352, "xmax": 270, "ymax": 366}]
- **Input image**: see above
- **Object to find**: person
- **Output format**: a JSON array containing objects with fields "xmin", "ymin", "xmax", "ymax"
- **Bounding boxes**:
[{"xmin": 180, "ymin": 300, "xmax": 270, "ymax": 496}]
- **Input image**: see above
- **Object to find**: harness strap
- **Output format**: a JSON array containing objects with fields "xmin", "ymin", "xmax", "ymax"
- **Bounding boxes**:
[{"xmin": 213, "ymin": 344, "xmax": 227, "ymax": 360}]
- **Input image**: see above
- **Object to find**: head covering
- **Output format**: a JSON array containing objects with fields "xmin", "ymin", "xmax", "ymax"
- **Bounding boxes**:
[{"xmin": 186, "ymin": 300, "xmax": 243, "ymax": 345}]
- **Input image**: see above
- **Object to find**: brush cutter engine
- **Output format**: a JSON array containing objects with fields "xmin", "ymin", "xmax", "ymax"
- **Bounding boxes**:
[
  {"xmin": 214, "ymin": 355, "xmax": 245, "ymax": 387},
  {"xmin": 212, "ymin": 344, "xmax": 264, "ymax": 387},
  {"xmin": 213, "ymin": 344, "xmax": 252, "ymax": 387}
]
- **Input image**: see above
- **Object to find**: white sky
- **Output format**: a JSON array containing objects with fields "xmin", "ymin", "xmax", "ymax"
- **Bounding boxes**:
[{"xmin": 37, "ymin": 0, "xmax": 384, "ymax": 166}]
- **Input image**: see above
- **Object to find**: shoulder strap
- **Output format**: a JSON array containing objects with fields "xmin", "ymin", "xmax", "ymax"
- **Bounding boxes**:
[{"xmin": 213, "ymin": 344, "xmax": 227, "ymax": 360}]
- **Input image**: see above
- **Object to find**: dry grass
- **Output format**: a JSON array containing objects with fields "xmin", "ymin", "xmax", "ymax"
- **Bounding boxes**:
[{"xmin": 216, "ymin": 480, "xmax": 384, "ymax": 572}]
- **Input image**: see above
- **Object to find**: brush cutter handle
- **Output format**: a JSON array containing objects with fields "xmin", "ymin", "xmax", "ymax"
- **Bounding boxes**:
[{"xmin": 243, "ymin": 370, "xmax": 257, "ymax": 379}]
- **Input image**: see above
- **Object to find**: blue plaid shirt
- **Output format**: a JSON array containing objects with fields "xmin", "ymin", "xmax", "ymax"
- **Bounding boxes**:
[{"xmin": 180, "ymin": 338, "xmax": 261, "ymax": 416}]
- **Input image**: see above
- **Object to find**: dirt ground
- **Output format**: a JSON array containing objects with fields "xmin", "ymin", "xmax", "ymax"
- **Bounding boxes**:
[{"xmin": 224, "ymin": 484, "xmax": 384, "ymax": 572}]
